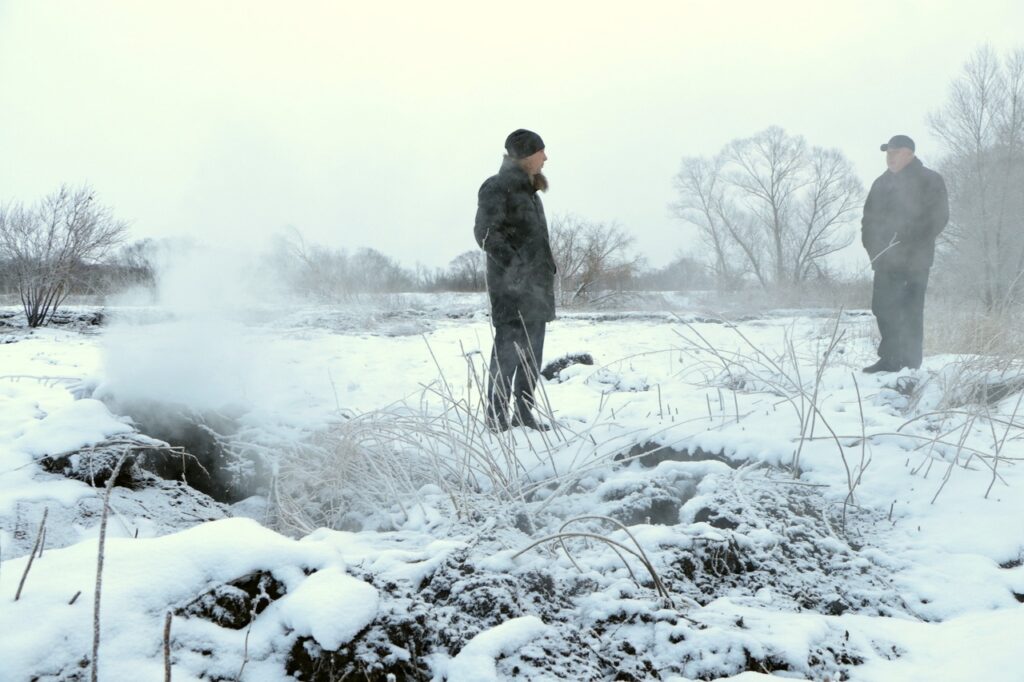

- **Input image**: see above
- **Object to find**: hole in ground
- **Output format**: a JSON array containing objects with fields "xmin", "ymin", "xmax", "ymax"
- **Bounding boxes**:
[
  {"xmin": 100, "ymin": 397, "xmax": 266, "ymax": 503},
  {"xmin": 616, "ymin": 441, "xmax": 736, "ymax": 469}
]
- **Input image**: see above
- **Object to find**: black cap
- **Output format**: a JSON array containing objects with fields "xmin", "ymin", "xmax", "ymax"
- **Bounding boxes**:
[
  {"xmin": 880, "ymin": 135, "xmax": 915, "ymax": 152},
  {"xmin": 504, "ymin": 129, "xmax": 545, "ymax": 159}
]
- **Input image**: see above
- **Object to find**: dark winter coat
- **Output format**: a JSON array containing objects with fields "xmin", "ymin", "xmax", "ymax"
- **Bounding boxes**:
[
  {"xmin": 861, "ymin": 157, "xmax": 949, "ymax": 271},
  {"xmin": 474, "ymin": 158, "xmax": 557, "ymax": 324}
]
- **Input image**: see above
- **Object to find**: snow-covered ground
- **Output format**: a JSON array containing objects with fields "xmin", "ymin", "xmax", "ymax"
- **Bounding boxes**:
[{"xmin": 1, "ymin": 296, "xmax": 1023, "ymax": 681}]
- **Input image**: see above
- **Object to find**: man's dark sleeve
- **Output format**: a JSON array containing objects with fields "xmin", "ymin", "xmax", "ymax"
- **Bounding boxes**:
[
  {"xmin": 861, "ymin": 179, "xmax": 878, "ymax": 253},
  {"xmin": 925, "ymin": 172, "xmax": 949, "ymax": 241},
  {"xmin": 474, "ymin": 180, "xmax": 515, "ymax": 265}
]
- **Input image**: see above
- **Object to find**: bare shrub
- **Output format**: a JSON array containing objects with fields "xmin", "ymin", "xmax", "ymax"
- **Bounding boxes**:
[
  {"xmin": 271, "ymin": 411, "xmax": 445, "ymax": 534},
  {"xmin": 0, "ymin": 185, "xmax": 127, "ymax": 326},
  {"xmin": 267, "ymin": 227, "xmax": 415, "ymax": 300},
  {"xmin": 98, "ymin": 239, "xmax": 157, "ymax": 297},
  {"xmin": 268, "ymin": 344, "xmax": 656, "ymax": 535},
  {"xmin": 629, "ymin": 251, "xmax": 713, "ymax": 292},
  {"xmin": 673, "ymin": 313, "xmax": 870, "ymax": 531},
  {"xmin": 549, "ymin": 213, "xmax": 644, "ymax": 307},
  {"xmin": 442, "ymin": 250, "xmax": 485, "ymax": 291}
]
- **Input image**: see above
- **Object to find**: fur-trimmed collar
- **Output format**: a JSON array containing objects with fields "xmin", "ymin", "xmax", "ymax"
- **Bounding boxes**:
[{"xmin": 500, "ymin": 156, "xmax": 548, "ymax": 193}]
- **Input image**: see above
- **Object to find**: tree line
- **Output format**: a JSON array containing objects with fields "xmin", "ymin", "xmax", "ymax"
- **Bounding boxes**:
[
  {"xmin": 2, "ymin": 45, "xmax": 1021, "ymax": 325},
  {"xmin": 266, "ymin": 219, "xmax": 710, "ymax": 303}
]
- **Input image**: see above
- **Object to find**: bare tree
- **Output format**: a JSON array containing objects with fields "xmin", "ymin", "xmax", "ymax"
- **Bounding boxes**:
[
  {"xmin": 791, "ymin": 147, "xmax": 864, "ymax": 281},
  {"xmin": 266, "ymin": 227, "xmax": 348, "ymax": 300},
  {"xmin": 445, "ymin": 250, "xmax": 485, "ymax": 291},
  {"xmin": 115, "ymin": 239, "xmax": 156, "ymax": 277},
  {"xmin": 411, "ymin": 262, "xmax": 441, "ymax": 292},
  {"xmin": 347, "ymin": 247, "xmax": 414, "ymax": 293},
  {"xmin": 672, "ymin": 156, "xmax": 760, "ymax": 288},
  {"xmin": 267, "ymin": 228, "xmax": 417, "ymax": 298},
  {"xmin": 672, "ymin": 127, "xmax": 862, "ymax": 289},
  {"xmin": 929, "ymin": 45, "xmax": 1024, "ymax": 310},
  {"xmin": 0, "ymin": 185, "xmax": 127, "ymax": 326},
  {"xmin": 548, "ymin": 213, "xmax": 589, "ymax": 300},
  {"xmin": 90, "ymin": 238, "xmax": 157, "ymax": 295},
  {"xmin": 630, "ymin": 250, "xmax": 713, "ymax": 291},
  {"xmin": 548, "ymin": 214, "xmax": 643, "ymax": 306}
]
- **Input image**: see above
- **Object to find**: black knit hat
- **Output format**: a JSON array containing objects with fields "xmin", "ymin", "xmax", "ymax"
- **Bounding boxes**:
[{"xmin": 504, "ymin": 129, "xmax": 545, "ymax": 159}]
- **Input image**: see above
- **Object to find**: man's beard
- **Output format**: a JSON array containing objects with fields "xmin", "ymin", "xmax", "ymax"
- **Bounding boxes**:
[{"xmin": 533, "ymin": 172, "xmax": 549, "ymax": 193}]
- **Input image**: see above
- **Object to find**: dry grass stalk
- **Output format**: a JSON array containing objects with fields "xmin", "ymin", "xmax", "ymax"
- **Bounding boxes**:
[
  {"xmin": 88, "ymin": 438, "xmax": 188, "ymax": 682},
  {"xmin": 986, "ymin": 389, "xmax": 1024, "ymax": 499},
  {"xmin": 272, "ymin": 343, "xmax": 647, "ymax": 533},
  {"xmin": 164, "ymin": 611, "xmax": 173, "ymax": 682},
  {"xmin": 14, "ymin": 507, "xmax": 48, "ymax": 601},
  {"xmin": 672, "ymin": 312, "xmax": 866, "ymax": 531},
  {"xmin": 557, "ymin": 515, "xmax": 683, "ymax": 607},
  {"xmin": 513, "ymin": 529, "xmax": 674, "ymax": 607},
  {"xmin": 92, "ymin": 450, "xmax": 132, "ymax": 682}
]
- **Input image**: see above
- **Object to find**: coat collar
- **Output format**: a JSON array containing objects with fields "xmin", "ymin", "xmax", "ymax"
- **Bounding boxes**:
[
  {"xmin": 888, "ymin": 156, "xmax": 923, "ymax": 178},
  {"xmin": 499, "ymin": 157, "xmax": 536, "ymax": 193}
]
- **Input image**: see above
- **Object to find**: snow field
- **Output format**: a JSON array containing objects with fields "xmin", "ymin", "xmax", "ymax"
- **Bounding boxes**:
[{"xmin": 1, "ymin": 301, "xmax": 1023, "ymax": 680}]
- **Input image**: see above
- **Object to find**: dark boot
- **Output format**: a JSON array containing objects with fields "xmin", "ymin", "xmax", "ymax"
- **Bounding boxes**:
[
  {"xmin": 485, "ymin": 407, "xmax": 510, "ymax": 432},
  {"xmin": 511, "ymin": 404, "xmax": 551, "ymax": 431},
  {"xmin": 862, "ymin": 359, "xmax": 897, "ymax": 374}
]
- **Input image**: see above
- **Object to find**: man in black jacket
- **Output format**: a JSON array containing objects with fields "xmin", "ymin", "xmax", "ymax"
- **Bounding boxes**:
[
  {"xmin": 861, "ymin": 135, "xmax": 949, "ymax": 373},
  {"xmin": 474, "ymin": 129, "xmax": 557, "ymax": 430}
]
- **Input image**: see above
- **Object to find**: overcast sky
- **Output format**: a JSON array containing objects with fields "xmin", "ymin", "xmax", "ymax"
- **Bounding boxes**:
[{"xmin": 1, "ymin": 1, "xmax": 1022, "ymax": 271}]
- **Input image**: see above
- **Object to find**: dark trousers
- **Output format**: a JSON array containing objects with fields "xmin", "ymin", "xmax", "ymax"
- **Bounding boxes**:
[
  {"xmin": 487, "ymin": 318, "xmax": 546, "ymax": 421},
  {"xmin": 871, "ymin": 268, "xmax": 930, "ymax": 369}
]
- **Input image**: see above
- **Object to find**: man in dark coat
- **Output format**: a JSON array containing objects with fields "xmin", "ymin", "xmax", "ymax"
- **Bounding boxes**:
[
  {"xmin": 474, "ymin": 129, "xmax": 556, "ymax": 430},
  {"xmin": 861, "ymin": 134, "xmax": 949, "ymax": 373}
]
